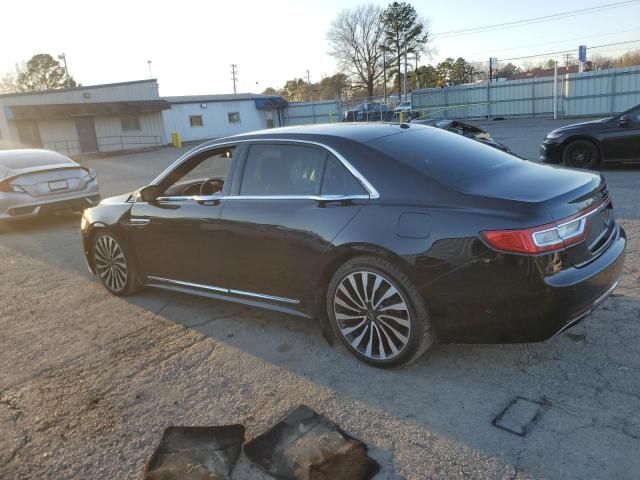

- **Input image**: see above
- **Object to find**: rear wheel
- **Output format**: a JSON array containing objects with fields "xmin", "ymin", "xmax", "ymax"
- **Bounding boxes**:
[
  {"xmin": 562, "ymin": 140, "xmax": 600, "ymax": 169},
  {"xmin": 326, "ymin": 256, "xmax": 434, "ymax": 368},
  {"xmin": 92, "ymin": 230, "xmax": 140, "ymax": 296}
]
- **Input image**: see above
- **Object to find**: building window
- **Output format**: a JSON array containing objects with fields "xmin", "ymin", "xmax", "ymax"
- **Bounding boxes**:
[
  {"xmin": 121, "ymin": 117, "xmax": 141, "ymax": 132},
  {"xmin": 228, "ymin": 112, "xmax": 241, "ymax": 124},
  {"xmin": 189, "ymin": 115, "xmax": 204, "ymax": 127}
]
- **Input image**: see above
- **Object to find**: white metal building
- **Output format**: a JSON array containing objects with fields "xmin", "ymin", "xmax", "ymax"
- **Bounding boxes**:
[
  {"xmin": 162, "ymin": 94, "xmax": 288, "ymax": 143},
  {"xmin": 0, "ymin": 80, "xmax": 169, "ymax": 155}
]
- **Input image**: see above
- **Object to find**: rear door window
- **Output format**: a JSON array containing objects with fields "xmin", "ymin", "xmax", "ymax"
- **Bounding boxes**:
[
  {"xmin": 321, "ymin": 155, "xmax": 367, "ymax": 196},
  {"xmin": 240, "ymin": 144, "xmax": 325, "ymax": 196}
]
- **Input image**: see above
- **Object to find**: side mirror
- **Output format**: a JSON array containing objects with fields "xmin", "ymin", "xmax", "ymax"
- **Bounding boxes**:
[
  {"xmin": 139, "ymin": 185, "xmax": 158, "ymax": 202},
  {"xmin": 619, "ymin": 115, "xmax": 631, "ymax": 127}
]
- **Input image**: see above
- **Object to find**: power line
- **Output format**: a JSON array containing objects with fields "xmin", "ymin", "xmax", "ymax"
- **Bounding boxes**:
[
  {"xmin": 432, "ymin": 0, "xmax": 639, "ymax": 38},
  {"xmin": 498, "ymin": 39, "xmax": 640, "ymax": 61},
  {"xmin": 468, "ymin": 28, "xmax": 639, "ymax": 57}
]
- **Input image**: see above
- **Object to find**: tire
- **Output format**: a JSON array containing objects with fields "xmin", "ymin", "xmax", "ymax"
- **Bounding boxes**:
[
  {"xmin": 92, "ymin": 230, "xmax": 140, "ymax": 296},
  {"xmin": 562, "ymin": 139, "xmax": 600, "ymax": 169},
  {"xmin": 326, "ymin": 256, "xmax": 434, "ymax": 368}
]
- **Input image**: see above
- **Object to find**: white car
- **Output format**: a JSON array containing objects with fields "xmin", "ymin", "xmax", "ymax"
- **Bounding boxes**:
[
  {"xmin": 394, "ymin": 101, "xmax": 412, "ymax": 113},
  {"xmin": 0, "ymin": 149, "xmax": 100, "ymax": 221}
]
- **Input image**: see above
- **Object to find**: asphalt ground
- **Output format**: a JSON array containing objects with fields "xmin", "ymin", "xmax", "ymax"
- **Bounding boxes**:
[{"xmin": 1, "ymin": 119, "xmax": 639, "ymax": 479}]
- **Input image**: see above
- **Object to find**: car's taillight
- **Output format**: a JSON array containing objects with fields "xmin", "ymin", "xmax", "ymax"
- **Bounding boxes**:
[
  {"xmin": 0, "ymin": 181, "xmax": 25, "ymax": 193},
  {"xmin": 481, "ymin": 198, "xmax": 608, "ymax": 255}
]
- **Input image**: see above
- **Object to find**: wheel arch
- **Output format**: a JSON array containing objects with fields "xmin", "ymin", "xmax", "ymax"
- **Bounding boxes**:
[{"xmin": 311, "ymin": 243, "xmax": 413, "ymax": 317}]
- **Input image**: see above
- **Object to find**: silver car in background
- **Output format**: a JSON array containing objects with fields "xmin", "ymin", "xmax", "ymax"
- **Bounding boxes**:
[{"xmin": 0, "ymin": 149, "xmax": 100, "ymax": 221}]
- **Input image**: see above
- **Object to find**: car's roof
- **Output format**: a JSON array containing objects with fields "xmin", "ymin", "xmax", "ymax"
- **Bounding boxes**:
[{"xmin": 209, "ymin": 123, "xmax": 421, "ymax": 145}]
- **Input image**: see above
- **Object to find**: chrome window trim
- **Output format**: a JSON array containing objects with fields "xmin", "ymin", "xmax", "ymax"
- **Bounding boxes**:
[
  {"xmin": 148, "ymin": 138, "xmax": 380, "ymax": 200},
  {"xmin": 145, "ymin": 275, "xmax": 300, "ymax": 304},
  {"xmin": 154, "ymin": 193, "xmax": 369, "ymax": 203}
]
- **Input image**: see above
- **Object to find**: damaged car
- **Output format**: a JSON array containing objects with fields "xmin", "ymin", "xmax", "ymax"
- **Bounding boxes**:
[{"xmin": 411, "ymin": 118, "xmax": 513, "ymax": 153}]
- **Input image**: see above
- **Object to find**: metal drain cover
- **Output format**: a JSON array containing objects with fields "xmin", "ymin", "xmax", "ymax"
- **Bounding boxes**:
[{"xmin": 492, "ymin": 396, "xmax": 550, "ymax": 437}]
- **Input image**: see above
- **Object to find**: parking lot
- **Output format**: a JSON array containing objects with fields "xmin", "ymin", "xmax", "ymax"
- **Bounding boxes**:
[{"xmin": 1, "ymin": 118, "xmax": 639, "ymax": 479}]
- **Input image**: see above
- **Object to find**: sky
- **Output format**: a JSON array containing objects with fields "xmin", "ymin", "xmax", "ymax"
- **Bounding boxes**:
[{"xmin": 1, "ymin": 0, "xmax": 639, "ymax": 96}]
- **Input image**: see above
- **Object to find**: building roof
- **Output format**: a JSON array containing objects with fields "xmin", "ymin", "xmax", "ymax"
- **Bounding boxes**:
[
  {"xmin": 509, "ymin": 66, "xmax": 579, "ymax": 80},
  {"xmin": 163, "ymin": 93, "xmax": 284, "ymax": 104},
  {"xmin": 7, "ymin": 100, "xmax": 170, "ymax": 120},
  {"xmin": 0, "ymin": 79, "xmax": 158, "ymax": 99}
]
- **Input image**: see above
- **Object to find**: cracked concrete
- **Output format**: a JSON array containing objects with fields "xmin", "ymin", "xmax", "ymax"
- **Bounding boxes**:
[{"xmin": 1, "ymin": 119, "xmax": 639, "ymax": 479}]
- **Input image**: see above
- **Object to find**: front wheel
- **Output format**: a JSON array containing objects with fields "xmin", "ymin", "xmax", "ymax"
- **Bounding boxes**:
[
  {"xmin": 562, "ymin": 140, "xmax": 600, "ymax": 169},
  {"xmin": 326, "ymin": 256, "xmax": 434, "ymax": 368},
  {"xmin": 92, "ymin": 230, "xmax": 140, "ymax": 296}
]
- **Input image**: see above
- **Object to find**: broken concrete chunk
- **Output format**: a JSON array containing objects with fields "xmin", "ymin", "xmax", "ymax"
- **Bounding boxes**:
[
  {"xmin": 143, "ymin": 425, "xmax": 245, "ymax": 480},
  {"xmin": 243, "ymin": 405, "xmax": 379, "ymax": 480}
]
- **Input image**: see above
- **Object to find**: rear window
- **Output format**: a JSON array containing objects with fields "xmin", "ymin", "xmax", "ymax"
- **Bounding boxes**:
[
  {"xmin": 368, "ymin": 127, "xmax": 523, "ymax": 184},
  {"xmin": 0, "ymin": 151, "xmax": 74, "ymax": 170}
]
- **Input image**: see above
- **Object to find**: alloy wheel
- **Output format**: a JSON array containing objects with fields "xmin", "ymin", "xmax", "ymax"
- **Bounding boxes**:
[
  {"xmin": 94, "ymin": 234, "xmax": 128, "ymax": 292},
  {"xmin": 333, "ymin": 271, "xmax": 411, "ymax": 361},
  {"xmin": 568, "ymin": 146, "xmax": 591, "ymax": 166}
]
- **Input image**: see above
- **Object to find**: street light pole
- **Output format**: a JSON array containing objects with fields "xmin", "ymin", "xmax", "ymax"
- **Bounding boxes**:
[
  {"xmin": 306, "ymin": 69, "xmax": 312, "ymax": 102},
  {"xmin": 147, "ymin": 60, "xmax": 153, "ymax": 79},
  {"xmin": 58, "ymin": 53, "xmax": 70, "ymax": 87}
]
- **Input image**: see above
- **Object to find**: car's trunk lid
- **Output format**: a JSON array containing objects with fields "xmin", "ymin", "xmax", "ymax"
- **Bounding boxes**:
[
  {"xmin": 7, "ymin": 167, "xmax": 91, "ymax": 197},
  {"xmin": 456, "ymin": 162, "xmax": 614, "ymax": 265}
]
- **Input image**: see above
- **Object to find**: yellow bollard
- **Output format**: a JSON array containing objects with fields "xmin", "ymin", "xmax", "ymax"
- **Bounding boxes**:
[
  {"xmin": 171, "ymin": 132, "xmax": 182, "ymax": 148},
  {"xmin": 399, "ymin": 111, "xmax": 404, "ymax": 123}
]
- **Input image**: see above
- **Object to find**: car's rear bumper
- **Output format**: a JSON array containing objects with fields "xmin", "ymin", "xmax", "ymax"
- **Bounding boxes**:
[
  {"xmin": 428, "ymin": 226, "xmax": 626, "ymax": 343},
  {"xmin": 539, "ymin": 140, "xmax": 563, "ymax": 163},
  {"xmin": 0, "ymin": 192, "xmax": 101, "ymax": 221}
]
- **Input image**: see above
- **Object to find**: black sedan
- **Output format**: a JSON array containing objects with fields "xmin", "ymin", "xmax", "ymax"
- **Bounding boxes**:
[
  {"xmin": 81, "ymin": 124, "xmax": 625, "ymax": 368},
  {"xmin": 411, "ymin": 118, "xmax": 513, "ymax": 153},
  {"xmin": 540, "ymin": 103, "xmax": 640, "ymax": 168}
]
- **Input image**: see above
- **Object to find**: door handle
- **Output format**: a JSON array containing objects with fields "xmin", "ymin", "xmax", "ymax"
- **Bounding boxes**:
[
  {"xmin": 128, "ymin": 218, "xmax": 150, "ymax": 226},
  {"xmin": 197, "ymin": 199, "xmax": 221, "ymax": 206}
]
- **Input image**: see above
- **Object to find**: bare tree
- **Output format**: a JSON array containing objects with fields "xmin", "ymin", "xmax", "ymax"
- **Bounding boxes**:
[
  {"xmin": 0, "ymin": 62, "xmax": 25, "ymax": 94},
  {"xmin": 327, "ymin": 4, "xmax": 385, "ymax": 97}
]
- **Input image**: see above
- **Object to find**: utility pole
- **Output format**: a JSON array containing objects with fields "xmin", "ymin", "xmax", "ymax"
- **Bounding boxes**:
[
  {"xmin": 380, "ymin": 45, "xmax": 387, "ymax": 105},
  {"xmin": 230, "ymin": 64, "xmax": 238, "ymax": 94},
  {"xmin": 146, "ymin": 60, "xmax": 153, "ymax": 79},
  {"xmin": 58, "ymin": 53, "xmax": 70, "ymax": 87},
  {"xmin": 414, "ymin": 53, "xmax": 420, "ymax": 91},
  {"xmin": 306, "ymin": 69, "xmax": 312, "ymax": 102},
  {"xmin": 553, "ymin": 60, "xmax": 558, "ymax": 120}
]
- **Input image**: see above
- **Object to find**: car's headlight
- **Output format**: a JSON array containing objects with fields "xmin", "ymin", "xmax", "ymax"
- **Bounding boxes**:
[
  {"xmin": 545, "ymin": 131, "xmax": 563, "ymax": 139},
  {"xmin": 10, "ymin": 185, "xmax": 26, "ymax": 193}
]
